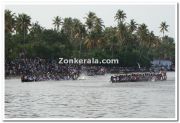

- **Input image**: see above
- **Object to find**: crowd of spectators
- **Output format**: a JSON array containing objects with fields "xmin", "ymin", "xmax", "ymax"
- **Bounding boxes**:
[
  {"xmin": 5, "ymin": 57, "xmax": 152, "ymax": 81},
  {"xmin": 5, "ymin": 58, "xmax": 80, "ymax": 79}
]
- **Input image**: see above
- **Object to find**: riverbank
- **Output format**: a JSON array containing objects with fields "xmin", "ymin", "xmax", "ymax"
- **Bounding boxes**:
[{"xmin": 5, "ymin": 76, "xmax": 21, "ymax": 80}]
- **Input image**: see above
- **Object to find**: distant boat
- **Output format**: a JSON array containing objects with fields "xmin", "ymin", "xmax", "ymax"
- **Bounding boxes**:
[
  {"xmin": 21, "ymin": 76, "xmax": 35, "ymax": 82},
  {"xmin": 110, "ymin": 72, "xmax": 167, "ymax": 83},
  {"xmin": 21, "ymin": 79, "xmax": 34, "ymax": 82}
]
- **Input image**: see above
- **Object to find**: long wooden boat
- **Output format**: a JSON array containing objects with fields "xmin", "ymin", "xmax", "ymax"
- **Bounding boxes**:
[{"xmin": 110, "ymin": 73, "xmax": 167, "ymax": 83}]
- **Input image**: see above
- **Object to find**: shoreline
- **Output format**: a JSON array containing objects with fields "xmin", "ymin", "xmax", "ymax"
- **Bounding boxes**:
[
  {"xmin": 5, "ymin": 71, "xmax": 175, "ymax": 80},
  {"xmin": 5, "ymin": 76, "xmax": 21, "ymax": 80}
]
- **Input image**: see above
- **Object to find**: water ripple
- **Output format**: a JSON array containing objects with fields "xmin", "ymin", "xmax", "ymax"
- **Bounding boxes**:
[{"xmin": 5, "ymin": 72, "xmax": 175, "ymax": 118}]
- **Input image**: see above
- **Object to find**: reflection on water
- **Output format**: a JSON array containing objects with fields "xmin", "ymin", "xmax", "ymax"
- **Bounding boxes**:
[{"xmin": 5, "ymin": 72, "xmax": 175, "ymax": 118}]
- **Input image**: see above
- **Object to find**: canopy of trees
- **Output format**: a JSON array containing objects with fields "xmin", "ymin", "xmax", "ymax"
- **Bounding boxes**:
[{"xmin": 5, "ymin": 9, "xmax": 175, "ymax": 67}]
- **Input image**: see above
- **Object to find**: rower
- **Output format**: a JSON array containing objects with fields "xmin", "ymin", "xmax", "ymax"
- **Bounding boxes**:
[{"xmin": 162, "ymin": 69, "xmax": 167, "ymax": 80}]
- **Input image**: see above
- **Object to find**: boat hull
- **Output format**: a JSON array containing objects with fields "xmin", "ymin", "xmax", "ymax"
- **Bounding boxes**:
[{"xmin": 21, "ymin": 79, "xmax": 34, "ymax": 82}]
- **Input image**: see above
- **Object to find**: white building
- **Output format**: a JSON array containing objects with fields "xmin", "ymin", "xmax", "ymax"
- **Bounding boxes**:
[{"xmin": 151, "ymin": 59, "xmax": 172, "ymax": 70}]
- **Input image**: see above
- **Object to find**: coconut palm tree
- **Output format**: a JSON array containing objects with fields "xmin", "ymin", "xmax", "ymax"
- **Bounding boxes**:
[
  {"xmin": 137, "ymin": 23, "xmax": 149, "ymax": 46},
  {"xmin": 94, "ymin": 17, "xmax": 104, "ymax": 34},
  {"xmin": 128, "ymin": 19, "xmax": 138, "ymax": 33},
  {"xmin": 84, "ymin": 16, "xmax": 105, "ymax": 49},
  {"xmin": 5, "ymin": 10, "xmax": 15, "ymax": 33},
  {"xmin": 93, "ymin": 17, "xmax": 104, "ymax": 48},
  {"xmin": 15, "ymin": 13, "xmax": 31, "ymax": 56},
  {"xmin": 84, "ymin": 36, "xmax": 93, "ymax": 49},
  {"xmin": 72, "ymin": 18, "xmax": 83, "ymax": 38},
  {"xmin": 70, "ymin": 18, "xmax": 86, "ymax": 57},
  {"xmin": 77, "ymin": 24, "xmax": 86, "ymax": 57},
  {"xmin": 30, "ymin": 22, "xmax": 43, "ymax": 34},
  {"xmin": 15, "ymin": 13, "xmax": 31, "ymax": 35},
  {"xmin": 53, "ymin": 16, "xmax": 63, "ymax": 31},
  {"xmin": 116, "ymin": 21, "xmax": 128, "ymax": 45},
  {"xmin": 104, "ymin": 27, "xmax": 118, "ymax": 57},
  {"xmin": 84, "ymin": 11, "xmax": 96, "ymax": 33},
  {"xmin": 114, "ymin": 10, "xmax": 127, "ymax": 46},
  {"xmin": 15, "ymin": 13, "xmax": 31, "ymax": 46},
  {"xmin": 160, "ymin": 21, "xmax": 169, "ymax": 38},
  {"xmin": 147, "ymin": 31, "xmax": 156, "ymax": 48},
  {"xmin": 5, "ymin": 10, "xmax": 16, "ymax": 60},
  {"xmin": 136, "ymin": 23, "xmax": 156, "ymax": 65},
  {"xmin": 114, "ymin": 9, "xmax": 126, "ymax": 24},
  {"xmin": 84, "ymin": 12, "xmax": 97, "ymax": 49},
  {"xmin": 30, "ymin": 21, "xmax": 44, "ymax": 42},
  {"xmin": 62, "ymin": 17, "xmax": 74, "ymax": 38}
]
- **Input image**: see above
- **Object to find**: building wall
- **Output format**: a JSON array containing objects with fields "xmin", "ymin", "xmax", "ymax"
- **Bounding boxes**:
[{"xmin": 151, "ymin": 59, "xmax": 172, "ymax": 69}]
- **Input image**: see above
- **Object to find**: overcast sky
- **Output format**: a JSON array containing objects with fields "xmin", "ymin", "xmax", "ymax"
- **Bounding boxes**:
[{"xmin": 6, "ymin": 4, "xmax": 175, "ymax": 38}]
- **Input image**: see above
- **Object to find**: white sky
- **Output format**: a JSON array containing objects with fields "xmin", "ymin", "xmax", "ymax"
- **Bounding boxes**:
[{"xmin": 6, "ymin": 4, "xmax": 175, "ymax": 38}]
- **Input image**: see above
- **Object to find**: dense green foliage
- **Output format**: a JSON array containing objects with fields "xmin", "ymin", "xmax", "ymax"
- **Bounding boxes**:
[{"xmin": 5, "ymin": 9, "xmax": 175, "ymax": 67}]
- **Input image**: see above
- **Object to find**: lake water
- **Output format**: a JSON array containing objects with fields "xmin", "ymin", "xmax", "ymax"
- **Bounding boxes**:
[{"xmin": 5, "ymin": 72, "xmax": 175, "ymax": 118}]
